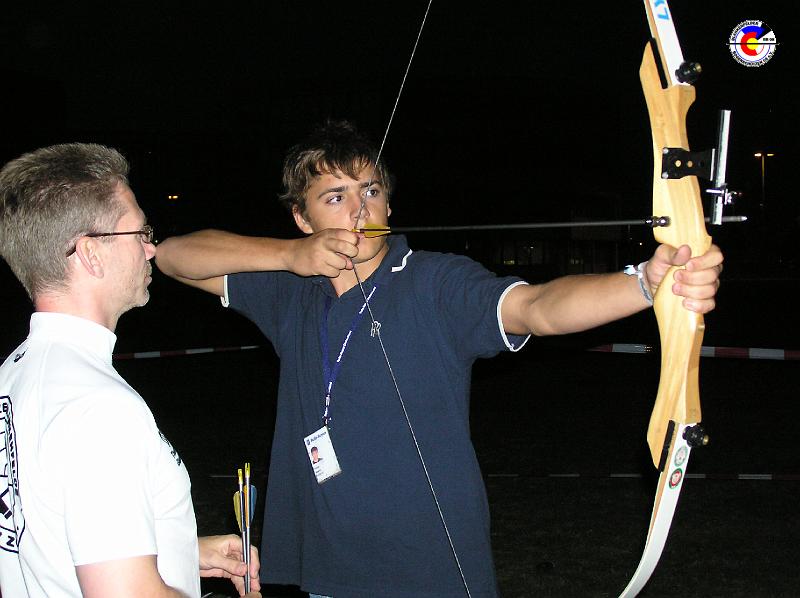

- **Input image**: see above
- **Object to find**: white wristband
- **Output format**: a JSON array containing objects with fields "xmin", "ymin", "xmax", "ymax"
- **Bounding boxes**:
[{"xmin": 624, "ymin": 261, "xmax": 654, "ymax": 305}]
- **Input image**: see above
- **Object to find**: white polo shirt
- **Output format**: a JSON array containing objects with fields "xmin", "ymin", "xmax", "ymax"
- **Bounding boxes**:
[{"xmin": 0, "ymin": 312, "xmax": 199, "ymax": 597}]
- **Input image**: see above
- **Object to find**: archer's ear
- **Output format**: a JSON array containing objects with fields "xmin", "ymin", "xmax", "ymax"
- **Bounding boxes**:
[
  {"xmin": 387, "ymin": 202, "xmax": 392, "ymax": 218},
  {"xmin": 292, "ymin": 206, "xmax": 314, "ymax": 235},
  {"xmin": 71, "ymin": 237, "xmax": 105, "ymax": 279}
]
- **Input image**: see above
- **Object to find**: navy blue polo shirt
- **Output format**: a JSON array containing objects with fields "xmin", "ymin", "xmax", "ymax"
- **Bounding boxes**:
[{"xmin": 227, "ymin": 236, "xmax": 528, "ymax": 598}]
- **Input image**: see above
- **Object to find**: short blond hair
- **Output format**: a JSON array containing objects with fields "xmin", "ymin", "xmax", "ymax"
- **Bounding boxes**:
[{"xmin": 0, "ymin": 143, "xmax": 129, "ymax": 299}]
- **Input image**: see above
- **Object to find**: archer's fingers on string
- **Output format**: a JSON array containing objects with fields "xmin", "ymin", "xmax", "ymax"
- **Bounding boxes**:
[
  {"xmin": 320, "ymin": 261, "xmax": 346, "ymax": 278},
  {"xmin": 330, "ymin": 252, "xmax": 353, "ymax": 271},
  {"xmin": 323, "ymin": 227, "xmax": 358, "ymax": 246},
  {"xmin": 329, "ymin": 237, "xmax": 359, "ymax": 258}
]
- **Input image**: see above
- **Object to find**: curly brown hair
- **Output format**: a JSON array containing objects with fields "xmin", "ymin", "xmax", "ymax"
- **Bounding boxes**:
[{"xmin": 280, "ymin": 120, "xmax": 393, "ymax": 216}]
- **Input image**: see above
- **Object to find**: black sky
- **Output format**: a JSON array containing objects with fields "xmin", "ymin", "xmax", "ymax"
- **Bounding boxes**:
[
  {"xmin": 0, "ymin": 0, "xmax": 796, "ymax": 356},
  {"xmin": 1, "ymin": 1, "xmax": 795, "ymax": 234}
]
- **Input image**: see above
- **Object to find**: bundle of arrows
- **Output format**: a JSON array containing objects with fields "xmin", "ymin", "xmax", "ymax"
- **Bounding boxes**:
[{"xmin": 233, "ymin": 463, "xmax": 257, "ymax": 593}]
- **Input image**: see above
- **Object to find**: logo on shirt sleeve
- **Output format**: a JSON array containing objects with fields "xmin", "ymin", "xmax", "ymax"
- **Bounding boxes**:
[
  {"xmin": 1, "ymin": 397, "xmax": 26, "ymax": 553},
  {"xmin": 158, "ymin": 430, "xmax": 183, "ymax": 466}
]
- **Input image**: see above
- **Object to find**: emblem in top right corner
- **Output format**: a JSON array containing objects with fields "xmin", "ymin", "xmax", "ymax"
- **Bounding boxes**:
[{"xmin": 728, "ymin": 20, "xmax": 777, "ymax": 67}]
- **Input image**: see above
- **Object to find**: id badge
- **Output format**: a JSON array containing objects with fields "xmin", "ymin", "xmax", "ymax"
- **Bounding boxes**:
[{"xmin": 303, "ymin": 426, "xmax": 342, "ymax": 484}]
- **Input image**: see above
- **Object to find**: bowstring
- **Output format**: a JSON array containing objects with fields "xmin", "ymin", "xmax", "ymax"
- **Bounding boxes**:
[
  {"xmin": 356, "ymin": 0, "xmax": 433, "ymax": 221},
  {"xmin": 350, "ymin": 1, "xmax": 473, "ymax": 596}
]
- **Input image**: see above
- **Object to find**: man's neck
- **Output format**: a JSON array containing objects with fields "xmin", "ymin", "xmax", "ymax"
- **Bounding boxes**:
[
  {"xmin": 330, "ymin": 243, "xmax": 389, "ymax": 297},
  {"xmin": 35, "ymin": 293, "xmax": 118, "ymax": 332}
]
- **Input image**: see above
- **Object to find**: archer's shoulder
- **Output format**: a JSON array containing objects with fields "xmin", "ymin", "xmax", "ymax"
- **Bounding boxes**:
[{"xmin": 395, "ymin": 248, "xmax": 495, "ymax": 285}]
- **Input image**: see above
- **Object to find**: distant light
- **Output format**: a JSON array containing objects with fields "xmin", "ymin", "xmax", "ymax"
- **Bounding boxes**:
[{"xmin": 167, "ymin": 194, "xmax": 180, "ymax": 201}]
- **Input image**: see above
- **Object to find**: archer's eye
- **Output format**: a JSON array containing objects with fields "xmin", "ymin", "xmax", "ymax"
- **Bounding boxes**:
[
  {"xmin": 364, "ymin": 187, "xmax": 381, "ymax": 199},
  {"xmin": 327, "ymin": 194, "xmax": 344, "ymax": 204}
]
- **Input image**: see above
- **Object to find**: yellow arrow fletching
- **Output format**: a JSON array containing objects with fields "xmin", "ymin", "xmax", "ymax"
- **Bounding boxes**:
[
  {"xmin": 233, "ymin": 491, "xmax": 243, "ymax": 531},
  {"xmin": 353, "ymin": 225, "xmax": 391, "ymax": 238},
  {"xmin": 234, "ymin": 467, "xmax": 245, "ymax": 532}
]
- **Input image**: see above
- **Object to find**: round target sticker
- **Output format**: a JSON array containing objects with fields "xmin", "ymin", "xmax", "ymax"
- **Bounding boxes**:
[{"xmin": 728, "ymin": 21, "xmax": 777, "ymax": 67}]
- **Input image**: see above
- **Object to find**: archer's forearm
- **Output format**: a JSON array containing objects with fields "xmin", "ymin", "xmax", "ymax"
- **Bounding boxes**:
[
  {"xmin": 155, "ymin": 229, "xmax": 296, "ymax": 281},
  {"xmin": 504, "ymin": 272, "xmax": 650, "ymax": 336}
]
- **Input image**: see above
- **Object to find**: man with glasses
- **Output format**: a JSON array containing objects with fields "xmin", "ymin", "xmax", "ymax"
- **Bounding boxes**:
[
  {"xmin": 65, "ymin": 224, "xmax": 155, "ymax": 256},
  {"xmin": 0, "ymin": 143, "xmax": 260, "ymax": 597}
]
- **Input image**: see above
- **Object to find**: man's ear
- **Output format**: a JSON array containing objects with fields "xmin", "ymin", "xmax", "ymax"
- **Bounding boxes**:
[
  {"xmin": 387, "ymin": 202, "xmax": 391, "ymax": 218},
  {"xmin": 292, "ymin": 205, "xmax": 314, "ymax": 235},
  {"xmin": 72, "ymin": 238, "xmax": 105, "ymax": 279}
]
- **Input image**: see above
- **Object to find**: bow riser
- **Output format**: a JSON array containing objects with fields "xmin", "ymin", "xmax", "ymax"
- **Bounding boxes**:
[
  {"xmin": 650, "ymin": 298, "xmax": 704, "ymax": 466},
  {"xmin": 640, "ymin": 41, "xmax": 710, "ymax": 468}
]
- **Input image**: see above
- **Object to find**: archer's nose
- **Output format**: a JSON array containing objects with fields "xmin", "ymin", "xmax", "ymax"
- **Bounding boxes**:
[{"xmin": 351, "ymin": 195, "xmax": 370, "ymax": 226}]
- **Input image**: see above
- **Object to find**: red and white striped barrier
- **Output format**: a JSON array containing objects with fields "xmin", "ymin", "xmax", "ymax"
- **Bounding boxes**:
[
  {"xmin": 73, "ymin": 342, "xmax": 799, "ymax": 362},
  {"xmin": 589, "ymin": 343, "xmax": 800, "ymax": 361},
  {"xmin": 113, "ymin": 345, "xmax": 260, "ymax": 360},
  {"xmin": 210, "ymin": 471, "xmax": 799, "ymax": 481},
  {"xmin": 486, "ymin": 472, "xmax": 800, "ymax": 481}
]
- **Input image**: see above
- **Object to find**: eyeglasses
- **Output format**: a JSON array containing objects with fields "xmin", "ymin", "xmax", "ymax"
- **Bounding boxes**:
[{"xmin": 66, "ymin": 225, "xmax": 155, "ymax": 257}]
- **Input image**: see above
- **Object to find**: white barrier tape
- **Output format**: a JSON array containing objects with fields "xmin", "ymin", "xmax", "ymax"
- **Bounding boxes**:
[
  {"xmin": 13, "ymin": 342, "xmax": 786, "ymax": 362},
  {"xmin": 589, "ymin": 344, "xmax": 800, "ymax": 361},
  {"xmin": 113, "ymin": 345, "xmax": 261, "ymax": 360},
  {"xmin": 485, "ymin": 472, "xmax": 800, "ymax": 481}
]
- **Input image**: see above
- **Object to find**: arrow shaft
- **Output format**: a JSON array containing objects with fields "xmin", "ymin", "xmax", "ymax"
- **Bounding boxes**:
[{"xmin": 358, "ymin": 215, "xmax": 745, "ymax": 236}]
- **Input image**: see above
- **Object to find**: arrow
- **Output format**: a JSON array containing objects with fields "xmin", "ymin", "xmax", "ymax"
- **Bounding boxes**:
[{"xmin": 354, "ymin": 215, "xmax": 746, "ymax": 237}]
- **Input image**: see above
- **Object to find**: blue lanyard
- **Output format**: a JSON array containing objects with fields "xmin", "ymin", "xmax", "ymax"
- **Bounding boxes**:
[{"xmin": 319, "ymin": 286, "xmax": 377, "ymax": 426}]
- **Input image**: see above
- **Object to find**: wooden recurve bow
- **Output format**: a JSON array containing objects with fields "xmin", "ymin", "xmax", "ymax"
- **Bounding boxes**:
[{"xmin": 619, "ymin": 0, "xmax": 732, "ymax": 594}]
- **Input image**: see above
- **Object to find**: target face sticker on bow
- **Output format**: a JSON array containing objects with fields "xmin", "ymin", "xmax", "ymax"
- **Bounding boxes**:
[{"xmin": 728, "ymin": 20, "xmax": 777, "ymax": 67}]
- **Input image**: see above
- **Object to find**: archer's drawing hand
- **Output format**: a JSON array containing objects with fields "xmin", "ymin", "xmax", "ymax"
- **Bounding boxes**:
[
  {"xmin": 644, "ymin": 244, "xmax": 724, "ymax": 314},
  {"xmin": 287, "ymin": 229, "xmax": 360, "ymax": 278}
]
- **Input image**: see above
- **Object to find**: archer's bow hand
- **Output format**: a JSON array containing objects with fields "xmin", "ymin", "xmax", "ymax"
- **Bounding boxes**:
[
  {"xmin": 286, "ymin": 229, "xmax": 359, "ymax": 278},
  {"xmin": 645, "ymin": 244, "xmax": 724, "ymax": 314}
]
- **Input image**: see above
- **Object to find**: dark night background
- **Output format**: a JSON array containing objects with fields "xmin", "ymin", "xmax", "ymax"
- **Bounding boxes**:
[
  {"xmin": 1, "ymin": 2, "xmax": 798, "ymax": 596},
  {"xmin": 1, "ymin": 1, "xmax": 797, "ymax": 353}
]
